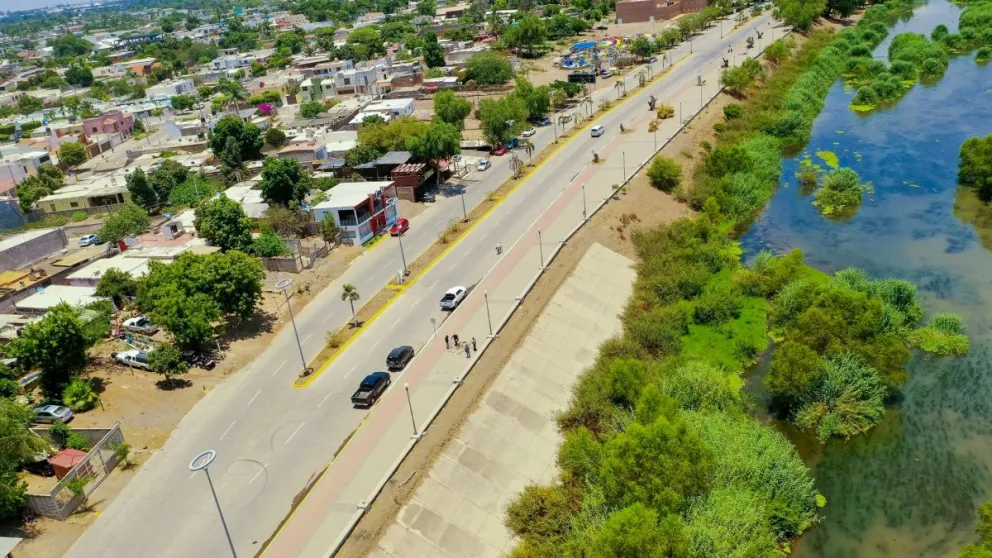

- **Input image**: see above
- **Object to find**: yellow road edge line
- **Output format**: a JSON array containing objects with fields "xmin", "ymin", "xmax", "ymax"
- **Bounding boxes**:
[{"xmin": 290, "ymin": 53, "xmax": 697, "ymax": 388}]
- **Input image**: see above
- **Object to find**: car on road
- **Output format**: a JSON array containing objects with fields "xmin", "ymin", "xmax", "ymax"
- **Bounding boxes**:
[
  {"xmin": 351, "ymin": 372, "xmax": 391, "ymax": 408},
  {"xmin": 387, "ymin": 346, "xmax": 415, "ymax": 370},
  {"xmin": 78, "ymin": 234, "xmax": 101, "ymax": 247},
  {"xmin": 477, "ymin": 159, "xmax": 491, "ymax": 171},
  {"xmin": 390, "ymin": 218, "xmax": 410, "ymax": 236},
  {"xmin": 596, "ymin": 25, "xmax": 609, "ymax": 30},
  {"xmin": 492, "ymin": 145, "xmax": 508, "ymax": 156},
  {"xmin": 591, "ymin": 125, "xmax": 606, "ymax": 138},
  {"xmin": 113, "ymin": 350, "xmax": 150, "ymax": 370},
  {"xmin": 521, "ymin": 127, "xmax": 536, "ymax": 137},
  {"xmin": 123, "ymin": 315, "xmax": 158, "ymax": 335},
  {"xmin": 600, "ymin": 68, "xmax": 613, "ymax": 78},
  {"xmin": 34, "ymin": 405, "xmax": 72, "ymax": 424},
  {"xmin": 532, "ymin": 116, "xmax": 552, "ymax": 127},
  {"xmin": 649, "ymin": 56, "xmax": 658, "ymax": 63},
  {"xmin": 440, "ymin": 286, "xmax": 467, "ymax": 310}
]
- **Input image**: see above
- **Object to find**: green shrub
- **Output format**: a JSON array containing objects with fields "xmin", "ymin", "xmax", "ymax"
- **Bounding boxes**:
[
  {"xmin": 722, "ymin": 103, "xmax": 742, "ymax": 119},
  {"xmin": 712, "ymin": 122, "xmax": 726, "ymax": 133},
  {"xmin": 813, "ymin": 167, "xmax": 866, "ymax": 215},
  {"xmin": 506, "ymin": 484, "xmax": 576, "ymax": 541},
  {"xmin": 62, "ymin": 378, "xmax": 98, "ymax": 412},
  {"xmin": 658, "ymin": 361, "xmax": 742, "ymax": 412},
  {"xmin": 656, "ymin": 104, "xmax": 675, "ymax": 119},
  {"xmin": 557, "ymin": 427, "xmax": 602, "ymax": 481},
  {"xmin": 627, "ymin": 305, "xmax": 688, "ymax": 357},
  {"xmin": 0, "ymin": 379, "xmax": 18, "ymax": 398},
  {"xmin": 66, "ymin": 432, "xmax": 89, "ymax": 450},
  {"xmin": 71, "ymin": 211, "xmax": 88, "ymax": 222},
  {"xmin": 693, "ymin": 283, "xmax": 744, "ymax": 325},
  {"xmin": 793, "ymin": 352, "xmax": 886, "ymax": 442},
  {"xmin": 646, "ymin": 156, "xmax": 682, "ymax": 192},
  {"xmin": 50, "ymin": 422, "xmax": 71, "ymax": 447}
]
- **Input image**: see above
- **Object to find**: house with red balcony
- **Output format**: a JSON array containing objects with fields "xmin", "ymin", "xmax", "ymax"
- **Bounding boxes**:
[
  {"xmin": 82, "ymin": 111, "xmax": 135, "ymax": 139},
  {"xmin": 311, "ymin": 181, "xmax": 399, "ymax": 245}
]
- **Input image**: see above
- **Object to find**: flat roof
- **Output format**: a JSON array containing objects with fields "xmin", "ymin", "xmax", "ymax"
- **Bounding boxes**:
[
  {"xmin": 67, "ymin": 254, "xmax": 149, "ymax": 281},
  {"xmin": 0, "ymin": 228, "xmax": 60, "ymax": 253},
  {"xmin": 16, "ymin": 285, "xmax": 102, "ymax": 311},
  {"xmin": 313, "ymin": 181, "xmax": 394, "ymax": 210}
]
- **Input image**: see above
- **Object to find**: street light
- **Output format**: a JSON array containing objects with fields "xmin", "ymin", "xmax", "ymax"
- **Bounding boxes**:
[
  {"xmin": 581, "ymin": 182, "xmax": 587, "ymax": 220},
  {"xmin": 538, "ymin": 228, "xmax": 545, "ymax": 269},
  {"xmin": 430, "ymin": 317, "xmax": 437, "ymax": 336},
  {"xmin": 459, "ymin": 185, "xmax": 468, "ymax": 222},
  {"xmin": 189, "ymin": 450, "xmax": 237, "ymax": 558},
  {"xmin": 276, "ymin": 279, "xmax": 310, "ymax": 377},
  {"xmin": 622, "ymin": 151, "xmax": 627, "ymax": 182},
  {"xmin": 397, "ymin": 232, "xmax": 408, "ymax": 276},
  {"xmin": 405, "ymin": 383, "xmax": 419, "ymax": 439},
  {"xmin": 484, "ymin": 290, "xmax": 493, "ymax": 337}
]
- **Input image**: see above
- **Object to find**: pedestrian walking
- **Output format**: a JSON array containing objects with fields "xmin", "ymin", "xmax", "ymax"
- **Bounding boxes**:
[
  {"xmin": 453, "ymin": 334, "xmax": 460, "ymax": 347},
  {"xmin": 496, "ymin": 242, "xmax": 503, "ymax": 255},
  {"xmin": 464, "ymin": 344, "xmax": 471, "ymax": 358},
  {"xmin": 472, "ymin": 337, "xmax": 477, "ymax": 351},
  {"xmin": 445, "ymin": 335, "xmax": 450, "ymax": 349}
]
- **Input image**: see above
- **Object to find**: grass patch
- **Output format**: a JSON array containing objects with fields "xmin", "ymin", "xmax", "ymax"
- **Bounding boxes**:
[{"xmin": 683, "ymin": 296, "xmax": 769, "ymax": 374}]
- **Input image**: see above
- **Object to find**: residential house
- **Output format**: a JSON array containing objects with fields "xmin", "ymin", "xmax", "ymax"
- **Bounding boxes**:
[
  {"xmin": 35, "ymin": 174, "xmax": 131, "ymax": 214},
  {"xmin": 277, "ymin": 142, "xmax": 327, "ymax": 164},
  {"xmin": 310, "ymin": 181, "xmax": 399, "ymax": 245},
  {"xmin": 354, "ymin": 151, "xmax": 412, "ymax": 181},
  {"xmin": 145, "ymin": 79, "xmax": 196, "ymax": 101},
  {"xmin": 312, "ymin": 60, "xmax": 354, "ymax": 80},
  {"xmin": 615, "ymin": 0, "xmax": 707, "ymax": 23},
  {"xmin": 391, "ymin": 162, "xmax": 434, "ymax": 202},
  {"xmin": 364, "ymin": 98, "xmax": 415, "ymax": 117},
  {"xmin": 209, "ymin": 49, "xmax": 276, "ymax": 71},
  {"xmin": 0, "ymin": 150, "xmax": 53, "ymax": 190},
  {"xmin": 298, "ymin": 77, "xmax": 337, "ymax": 103},
  {"xmin": 335, "ymin": 65, "xmax": 388, "ymax": 95},
  {"xmin": 82, "ymin": 111, "xmax": 135, "ymax": 139}
]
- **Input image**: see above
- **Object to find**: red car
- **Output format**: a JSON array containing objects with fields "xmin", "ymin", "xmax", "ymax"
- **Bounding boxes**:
[
  {"xmin": 492, "ymin": 145, "xmax": 508, "ymax": 156},
  {"xmin": 390, "ymin": 218, "xmax": 410, "ymax": 236}
]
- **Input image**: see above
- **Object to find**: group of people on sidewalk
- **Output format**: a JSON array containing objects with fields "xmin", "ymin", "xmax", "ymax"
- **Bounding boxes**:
[{"xmin": 444, "ymin": 334, "xmax": 477, "ymax": 358}]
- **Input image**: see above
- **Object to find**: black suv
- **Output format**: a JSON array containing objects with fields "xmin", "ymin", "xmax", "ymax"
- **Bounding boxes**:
[{"xmin": 386, "ymin": 346, "xmax": 415, "ymax": 371}]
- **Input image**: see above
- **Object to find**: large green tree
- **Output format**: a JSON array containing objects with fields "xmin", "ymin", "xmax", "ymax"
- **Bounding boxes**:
[
  {"xmin": 9, "ymin": 303, "xmax": 89, "ymax": 398},
  {"xmin": 433, "ymin": 90, "xmax": 472, "ymax": 130},
  {"xmin": 478, "ymin": 95, "xmax": 529, "ymax": 146},
  {"xmin": 208, "ymin": 115, "xmax": 263, "ymax": 161},
  {"xmin": 193, "ymin": 195, "xmax": 254, "ymax": 252},
  {"xmin": 407, "ymin": 121, "xmax": 462, "ymax": 186},
  {"xmin": 259, "ymin": 157, "xmax": 310, "ymax": 207},
  {"xmin": 505, "ymin": 15, "xmax": 548, "ymax": 58},
  {"xmin": 15, "ymin": 164, "xmax": 63, "ymax": 211},
  {"xmin": 346, "ymin": 27, "xmax": 386, "ymax": 59},
  {"xmin": 773, "ymin": 0, "xmax": 827, "ymax": 31},
  {"xmin": 423, "ymin": 32, "xmax": 446, "ymax": 68},
  {"xmin": 464, "ymin": 52, "xmax": 514, "ymax": 86},
  {"xmin": 125, "ymin": 168, "xmax": 156, "ymax": 209},
  {"xmin": 57, "ymin": 141, "xmax": 87, "ymax": 173},
  {"xmin": 0, "ymin": 398, "xmax": 46, "ymax": 519},
  {"xmin": 98, "ymin": 203, "xmax": 150, "ymax": 244},
  {"xmin": 959, "ymin": 135, "xmax": 992, "ymax": 202},
  {"xmin": 95, "ymin": 268, "xmax": 138, "ymax": 307}
]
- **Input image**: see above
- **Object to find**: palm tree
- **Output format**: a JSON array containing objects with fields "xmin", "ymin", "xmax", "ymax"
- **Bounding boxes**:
[
  {"xmin": 341, "ymin": 284, "xmax": 360, "ymax": 327},
  {"xmin": 614, "ymin": 79, "xmax": 626, "ymax": 98},
  {"xmin": 582, "ymin": 96, "xmax": 593, "ymax": 116},
  {"xmin": 522, "ymin": 139, "xmax": 534, "ymax": 164},
  {"xmin": 638, "ymin": 69, "xmax": 648, "ymax": 88}
]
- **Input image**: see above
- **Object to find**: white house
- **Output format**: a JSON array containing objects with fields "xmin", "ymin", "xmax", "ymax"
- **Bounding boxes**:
[
  {"xmin": 364, "ymin": 98, "xmax": 415, "ymax": 117},
  {"xmin": 145, "ymin": 79, "xmax": 196, "ymax": 101},
  {"xmin": 311, "ymin": 181, "xmax": 399, "ymax": 245}
]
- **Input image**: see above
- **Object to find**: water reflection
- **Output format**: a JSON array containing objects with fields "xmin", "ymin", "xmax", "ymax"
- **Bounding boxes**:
[{"xmin": 739, "ymin": 0, "xmax": 992, "ymax": 555}]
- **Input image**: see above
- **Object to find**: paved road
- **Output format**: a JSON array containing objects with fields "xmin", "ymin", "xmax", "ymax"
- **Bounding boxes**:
[{"xmin": 66, "ymin": 14, "xmax": 779, "ymax": 558}]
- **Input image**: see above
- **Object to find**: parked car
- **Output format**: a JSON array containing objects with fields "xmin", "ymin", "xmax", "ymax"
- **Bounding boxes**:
[
  {"xmin": 600, "ymin": 68, "xmax": 613, "ymax": 78},
  {"xmin": 387, "ymin": 346, "xmax": 415, "ymax": 371},
  {"xmin": 390, "ymin": 218, "xmax": 410, "ymax": 236},
  {"xmin": 492, "ymin": 145, "xmax": 508, "ymax": 156},
  {"xmin": 591, "ymin": 125, "xmax": 606, "ymax": 138},
  {"xmin": 113, "ymin": 350, "xmax": 150, "ymax": 370},
  {"xmin": 182, "ymin": 351, "xmax": 216, "ymax": 370},
  {"xmin": 422, "ymin": 190, "xmax": 437, "ymax": 203},
  {"xmin": 522, "ymin": 127, "xmax": 536, "ymax": 137},
  {"xmin": 649, "ymin": 56, "xmax": 658, "ymax": 63},
  {"xmin": 477, "ymin": 159, "xmax": 492, "ymax": 171},
  {"xmin": 440, "ymin": 286, "xmax": 467, "ymax": 310},
  {"xmin": 532, "ymin": 116, "xmax": 552, "ymax": 127},
  {"xmin": 351, "ymin": 372, "xmax": 391, "ymax": 408},
  {"xmin": 21, "ymin": 457, "xmax": 55, "ymax": 477},
  {"xmin": 123, "ymin": 315, "xmax": 158, "ymax": 335},
  {"xmin": 78, "ymin": 234, "xmax": 101, "ymax": 247},
  {"xmin": 34, "ymin": 405, "xmax": 72, "ymax": 424},
  {"xmin": 596, "ymin": 25, "xmax": 609, "ymax": 30}
]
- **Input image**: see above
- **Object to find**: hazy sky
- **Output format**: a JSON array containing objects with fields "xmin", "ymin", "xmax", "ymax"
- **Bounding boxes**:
[{"xmin": 5, "ymin": 0, "xmax": 84, "ymax": 15}]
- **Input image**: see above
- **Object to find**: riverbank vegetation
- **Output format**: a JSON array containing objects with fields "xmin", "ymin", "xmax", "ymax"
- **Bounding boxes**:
[
  {"xmin": 960, "ymin": 500, "xmax": 992, "ymax": 557},
  {"xmin": 959, "ymin": 134, "xmax": 992, "ymax": 202},
  {"xmin": 504, "ymin": 1, "xmax": 974, "ymax": 554},
  {"xmin": 812, "ymin": 166, "xmax": 872, "ymax": 215}
]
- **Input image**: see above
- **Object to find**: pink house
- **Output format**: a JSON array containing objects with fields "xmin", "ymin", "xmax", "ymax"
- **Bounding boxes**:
[{"xmin": 82, "ymin": 111, "xmax": 135, "ymax": 138}]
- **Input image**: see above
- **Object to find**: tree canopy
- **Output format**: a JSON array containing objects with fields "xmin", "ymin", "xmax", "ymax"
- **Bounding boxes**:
[
  {"xmin": 194, "ymin": 195, "xmax": 254, "ymax": 252},
  {"xmin": 98, "ymin": 203, "xmax": 150, "ymax": 244},
  {"xmin": 260, "ymin": 157, "xmax": 311, "ymax": 207},
  {"xmin": 478, "ymin": 95, "xmax": 528, "ymax": 146},
  {"xmin": 960, "ymin": 134, "xmax": 992, "ymax": 202},
  {"xmin": 8, "ymin": 303, "xmax": 89, "ymax": 398},
  {"xmin": 208, "ymin": 115, "xmax": 263, "ymax": 161},
  {"xmin": 464, "ymin": 52, "xmax": 514, "ymax": 86},
  {"xmin": 433, "ymin": 90, "xmax": 473, "ymax": 130}
]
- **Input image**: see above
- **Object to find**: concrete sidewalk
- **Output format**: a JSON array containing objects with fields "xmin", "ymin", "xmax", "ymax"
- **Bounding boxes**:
[
  {"xmin": 262, "ymin": 16, "xmax": 781, "ymax": 557},
  {"xmin": 372, "ymin": 243, "xmax": 636, "ymax": 558}
]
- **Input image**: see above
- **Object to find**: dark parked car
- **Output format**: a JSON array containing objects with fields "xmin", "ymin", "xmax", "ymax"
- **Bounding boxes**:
[
  {"xmin": 182, "ymin": 351, "xmax": 216, "ymax": 370},
  {"xmin": 351, "ymin": 372, "xmax": 391, "ymax": 408},
  {"xmin": 387, "ymin": 346, "xmax": 415, "ymax": 371},
  {"xmin": 22, "ymin": 458, "xmax": 54, "ymax": 477}
]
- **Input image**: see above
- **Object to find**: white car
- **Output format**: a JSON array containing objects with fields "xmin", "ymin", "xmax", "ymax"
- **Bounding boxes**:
[
  {"xmin": 477, "ymin": 159, "xmax": 491, "ymax": 172},
  {"xmin": 78, "ymin": 234, "xmax": 101, "ymax": 247},
  {"xmin": 521, "ymin": 127, "xmax": 536, "ymax": 137},
  {"xmin": 440, "ymin": 286, "xmax": 467, "ymax": 311},
  {"xmin": 123, "ymin": 315, "xmax": 158, "ymax": 334},
  {"xmin": 591, "ymin": 125, "xmax": 605, "ymax": 137},
  {"xmin": 113, "ymin": 350, "xmax": 150, "ymax": 370}
]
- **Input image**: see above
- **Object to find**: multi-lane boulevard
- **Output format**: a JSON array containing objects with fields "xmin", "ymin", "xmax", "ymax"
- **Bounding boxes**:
[{"xmin": 66, "ymin": 13, "xmax": 779, "ymax": 557}]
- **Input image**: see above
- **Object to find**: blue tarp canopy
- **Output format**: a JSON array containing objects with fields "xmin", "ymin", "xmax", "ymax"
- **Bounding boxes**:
[{"xmin": 571, "ymin": 41, "xmax": 597, "ymax": 51}]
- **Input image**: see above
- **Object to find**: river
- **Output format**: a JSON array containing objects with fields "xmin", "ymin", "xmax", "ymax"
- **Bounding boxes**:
[{"xmin": 739, "ymin": 1, "xmax": 992, "ymax": 556}]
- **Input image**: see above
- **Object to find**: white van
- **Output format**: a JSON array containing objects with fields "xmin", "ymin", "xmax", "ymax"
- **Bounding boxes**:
[{"xmin": 590, "ymin": 125, "xmax": 605, "ymax": 138}]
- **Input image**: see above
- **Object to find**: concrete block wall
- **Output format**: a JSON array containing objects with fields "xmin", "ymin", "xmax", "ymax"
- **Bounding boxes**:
[{"xmin": 0, "ymin": 228, "xmax": 67, "ymax": 273}]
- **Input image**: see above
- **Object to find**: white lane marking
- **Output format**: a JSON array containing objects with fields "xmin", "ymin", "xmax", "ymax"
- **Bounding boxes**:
[
  {"xmin": 322, "ymin": 313, "xmax": 334, "ymax": 324},
  {"xmin": 318, "ymin": 390, "xmax": 334, "ymax": 408},
  {"xmin": 344, "ymin": 364, "xmax": 358, "ymax": 380},
  {"xmin": 363, "ymin": 276, "xmax": 373, "ymax": 286},
  {"xmin": 429, "ymin": 279, "xmax": 438, "ymax": 290},
  {"xmin": 272, "ymin": 358, "xmax": 287, "ymax": 376},
  {"xmin": 302, "ymin": 333, "xmax": 312, "ymax": 345},
  {"xmin": 249, "ymin": 462, "xmax": 268, "ymax": 485},
  {"xmin": 370, "ymin": 340, "xmax": 380, "ymax": 352},
  {"xmin": 446, "ymin": 262, "xmax": 456, "ymax": 273},
  {"xmin": 220, "ymin": 420, "xmax": 236, "ymax": 441},
  {"xmin": 285, "ymin": 422, "xmax": 305, "ymax": 444},
  {"xmin": 390, "ymin": 317, "xmax": 401, "ymax": 330},
  {"xmin": 247, "ymin": 389, "xmax": 260, "ymax": 407}
]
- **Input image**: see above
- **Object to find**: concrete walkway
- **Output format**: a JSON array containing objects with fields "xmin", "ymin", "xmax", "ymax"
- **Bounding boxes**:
[{"xmin": 372, "ymin": 243, "xmax": 636, "ymax": 558}]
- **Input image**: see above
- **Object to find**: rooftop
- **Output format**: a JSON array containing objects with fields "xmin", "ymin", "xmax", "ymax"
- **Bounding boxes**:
[
  {"xmin": 0, "ymin": 228, "xmax": 61, "ymax": 254},
  {"xmin": 15, "ymin": 285, "xmax": 103, "ymax": 312},
  {"xmin": 67, "ymin": 254, "xmax": 150, "ymax": 281},
  {"xmin": 313, "ymin": 181, "xmax": 394, "ymax": 210}
]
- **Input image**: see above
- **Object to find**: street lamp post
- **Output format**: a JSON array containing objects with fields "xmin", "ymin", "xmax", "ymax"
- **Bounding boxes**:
[
  {"xmin": 484, "ymin": 290, "xmax": 493, "ymax": 337},
  {"xmin": 430, "ymin": 317, "xmax": 437, "ymax": 336},
  {"xmin": 405, "ymin": 383, "xmax": 419, "ymax": 438},
  {"xmin": 622, "ymin": 151, "xmax": 627, "ymax": 182},
  {"xmin": 397, "ymin": 232, "xmax": 408, "ymax": 276},
  {"xmin": 582, "ymin": 182, "xmax": 587, "ymax": 220},
  {"xmin": 189, "ymin": 451, "xmax": 237, "ymax": 558},
  {"xmin": 276, "ymin": 279, "xmax": 310, "ymax": 377},
  {"xmin": 538, "ymin": 228, "xmax": 545, "ymax": 269},
  {"xmin": 459, "ymin": 185, "xmax": 468, "ymax": 221}
]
